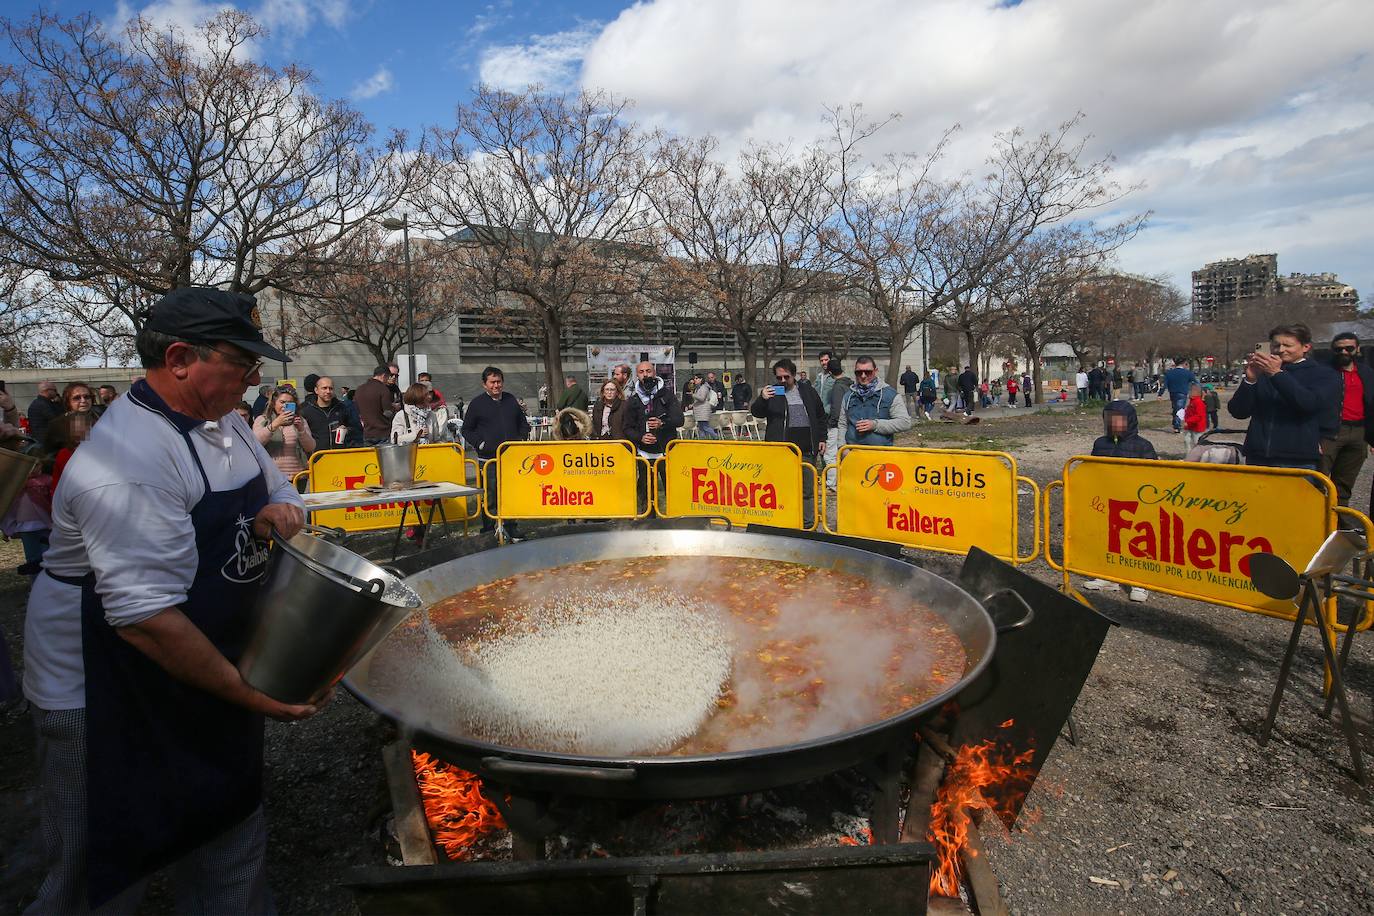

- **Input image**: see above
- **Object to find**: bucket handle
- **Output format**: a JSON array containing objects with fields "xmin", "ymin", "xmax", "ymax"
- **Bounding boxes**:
[
  {"xmin": 981, "ymin": 588, "xmax": 1035, "ymax": 633},
  {"xmin": 298, "ymin": 523, "xmax": 347, "ymax": 542}
]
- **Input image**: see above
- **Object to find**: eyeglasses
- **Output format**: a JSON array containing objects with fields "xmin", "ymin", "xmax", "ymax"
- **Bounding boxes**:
[
  {"xmin": 774, "ymin": 375, "xmax": 791, "ymax": 382},
  {"xmin": 1334, "ymin": 345, "xmax": 1358, "ymax": 353},
  {"xmin": 70, "ymin": 393, "xmax": 93, "ymax": 401},
  {"xmin": 199, "ymin": 344, "xmax": 264, "ymax": 381},
  {"xmin": 854, "ymin": 369, "xmax": 876, "ymax": 377}
]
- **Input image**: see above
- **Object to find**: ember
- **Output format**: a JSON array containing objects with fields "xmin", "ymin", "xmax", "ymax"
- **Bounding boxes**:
[
  {"xmin": 927, "ymin": 731, "xmax": 1035, "ymax": 897},
  {"xmin": 411, "ymin": 751, "xmax": 505, "ymax": 859}
]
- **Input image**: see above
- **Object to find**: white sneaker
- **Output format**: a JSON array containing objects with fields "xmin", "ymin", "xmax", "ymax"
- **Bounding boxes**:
[
  {"xmin": 1128, "ymin": 587, "xmax": 1149, "ymax": 603},
  {"xmin": 1080, "ymin": 578, "xmax": 1116, "ymax": 591}
]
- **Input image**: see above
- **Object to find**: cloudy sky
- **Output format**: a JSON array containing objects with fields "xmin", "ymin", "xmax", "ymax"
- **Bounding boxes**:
[{"xmin": 27, "ymin": 0, "xmax": 1374, "ymax": 300}]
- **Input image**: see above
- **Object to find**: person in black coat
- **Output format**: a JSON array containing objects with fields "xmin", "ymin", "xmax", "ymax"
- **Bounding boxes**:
[
  {"xmin": 1090, "ymin": 400, "xmax": 1157, "ymax": 460},
  {"xmin": 957, "ymin": 366, "xmax": 978, "ymax": 415},
  {"xmin": 460, "ymin": 366, "xmax": 531, "ymax": 536},
  {"xmin": 1322, "ymin": 331, "xmax": 1374, "ymax": 507},
  {"xmin": 623, "ymin": 362, "xmax": 682, "ymax": 512},
  {"xmin": 750, "ymin": 358, "xmax": 826, "ymax": 527},
  {"xmin": 1228, "ymin": 323, "xmax": 1341, "ymax": 470},
  {"xmin": 1084, "ymin": 400, "xmax": 1156, "ymax": 602},
  {"xmin": 750, "ymin": 359, "xmax": 826, "ymax": 454},
  {"xmin": 731, "ymin": 378, "xmax": 753, "ymax": 410}
]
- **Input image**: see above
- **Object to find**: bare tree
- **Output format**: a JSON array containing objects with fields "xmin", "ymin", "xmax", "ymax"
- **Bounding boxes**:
[
  {"xmin": 418, "ymin": 85, "xmax": 661, "ymax": 396},
  {"xmin": 996, "ymin": 227, "xmax": 1111, "ymax": 403},
  {"xmin": 287, "ymin": 227, "xmax": 464, "ymax": 367},
  {"xmin": 0, "ymin": 10, "xmax": 417, "ymax": 341},
  {"xmin": 823, "ymin": 108, "xmax": 1144, "ymax": 385},
  {"xmin": 646, "ymin": 134, "xmax": 837, "ymax": 386}
]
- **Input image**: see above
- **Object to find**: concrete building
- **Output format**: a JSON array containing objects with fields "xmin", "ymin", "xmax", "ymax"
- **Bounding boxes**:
[
  {"xmin": 1280, "ymin": 271, "xmax": 1359, "ymax": 318},
  {"xmin": 1191, "ymin": 254, "xmax": 1278, "ymax": 322},
  {"xmin": 1192, "ymin": 254, "xmax": 1360, "ymax": 323}
]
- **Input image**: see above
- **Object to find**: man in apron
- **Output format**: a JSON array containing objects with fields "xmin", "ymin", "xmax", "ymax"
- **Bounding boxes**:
[{"xmin": 22, "ymin": 287, "xmax": 319, "ymax": 913}]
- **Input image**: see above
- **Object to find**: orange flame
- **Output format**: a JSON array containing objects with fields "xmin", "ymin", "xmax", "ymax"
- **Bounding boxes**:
[
  {"xmin": 927, "ymin": 734, "xmax": 1035, "ymax": 897},
  {"xmin": 411, "ymin": 751, "xmax": 506, "ymax": 859}
]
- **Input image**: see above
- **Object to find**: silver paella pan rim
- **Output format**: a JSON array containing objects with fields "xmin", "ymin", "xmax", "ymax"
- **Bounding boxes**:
[{"xmin": 343, "ymin": 528, "xmax": 1001, "ymax": 772}]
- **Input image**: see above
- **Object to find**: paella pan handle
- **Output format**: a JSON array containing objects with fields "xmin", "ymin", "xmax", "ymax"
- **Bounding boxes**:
[
  {"xmin": 480, "ymin": 756, "xmax": 638, "ymax": 783},
  {"xmin": 981, "ymin": 588, "xmax": 1035, "ymax": 634}
]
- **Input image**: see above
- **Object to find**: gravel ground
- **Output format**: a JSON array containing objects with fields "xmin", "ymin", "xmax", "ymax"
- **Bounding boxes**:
[{"xmin": 2, "ymin": 393, "xmax": 1371, "ymax": 915}]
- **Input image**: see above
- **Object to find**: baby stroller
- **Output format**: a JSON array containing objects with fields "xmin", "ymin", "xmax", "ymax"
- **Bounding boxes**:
[{"xmin": 1185, "ymin": 428, "xmax": 1245, "ymax": 465}]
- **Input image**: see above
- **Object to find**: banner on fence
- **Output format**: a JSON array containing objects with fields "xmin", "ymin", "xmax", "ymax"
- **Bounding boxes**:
[
  {"xmin": 660, "ymin": 440, "xmax": 805, "ymax": 529},
  {"xmin": 494, "ymin": 440, "xmax": 640, "ymax": 519},
  {"xmin": 307, "ymin": 443, "xmax": 471, "ymax": 532},
  {"xmin": 833, "ymin": 446, "xmax": 1022, "ymax": 560},
  {"xmin": 1059, "ymin": 457, "xmax": 1334, "ymax": 618}
]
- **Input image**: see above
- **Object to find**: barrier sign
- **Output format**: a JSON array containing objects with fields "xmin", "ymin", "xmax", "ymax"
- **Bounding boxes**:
[
  {"xmin": 831, "ymin": 446, "xmax": 1029, "ymax": 561},
  {"xmin": 493, "ymin": 440, "xmax": 640, "ymax": 519},
  {"xmin": 660, "ymin": 440, "xmax": 805, "ymax": 529},
  {"xmin": 1056, "ymin": 457, "xmax": 1334, "ymax": 619},
  {"xmin": 307, "ymin": 444, "xmax": 471, "ymax": 532}
]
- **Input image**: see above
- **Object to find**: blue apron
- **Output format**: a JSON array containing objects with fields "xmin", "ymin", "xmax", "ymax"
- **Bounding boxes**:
[{"xmin": 79, "ymin": 422, "xmax": 271, "ymax": 907}]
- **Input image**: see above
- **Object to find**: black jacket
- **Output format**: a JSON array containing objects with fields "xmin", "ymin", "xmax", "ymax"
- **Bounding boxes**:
[
  {"xmin": 460, "ymin": 391, "xmax": 530, "ymax": 459},
  {"xmin": 751, "ymin": 381, "xmax": 826, "ymax": 454},
  {"xmin": 957, "ymin": 369, "xmax": 977, "ymax": 393},
  {"xmin": 1091, "ymin": 401, "xmax": 1157, "ymax": 460},
  {"xmin": 731, "ymin": 381, "xmax": 753, "ymax": 409},
  {"xmin": 1228, "ymin": 359, "xmax": 1342, "ymax": 464},
  {"xmin": 623, "ymin": 379, "xmax": 683, "ymax": 456},
  {"xmin": 1329, "ymin": 361, "xmax": 1374, "ymax": 447},
  {"xmin": 300, "ymin": 396, "xmax": 363, "ymax": 450},
  {"xmin": 899, "ymin": 369, "xmax": 919, "ymax": 393}
]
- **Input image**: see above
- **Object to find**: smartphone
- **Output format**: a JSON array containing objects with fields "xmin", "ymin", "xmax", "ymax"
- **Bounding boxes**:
[
  {"xmin": 1254, "ymin": 341, "xmax": 1268, "ymax": 355},
  {"xmin": 283, "ymin": 402, "xmax": 296, "ymax": 413},
  {"xmin": 772, "ymin": 385, "xmax": 786, "ymax": 396}
]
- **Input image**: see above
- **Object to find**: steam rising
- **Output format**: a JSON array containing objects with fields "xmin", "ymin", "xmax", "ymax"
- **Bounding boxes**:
[
  {"xmin": 366, "ymin": 556, "xmax": 960, "ymax": 758},
  {"xmin": 372, "ymin": 587, "xmax": 732, "ymax": 756}
]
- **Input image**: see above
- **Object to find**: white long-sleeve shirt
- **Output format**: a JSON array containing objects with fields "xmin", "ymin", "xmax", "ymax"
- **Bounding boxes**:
[{"xmin": 24, "ymin": 382, "xmax": 303, "ymax": 710}]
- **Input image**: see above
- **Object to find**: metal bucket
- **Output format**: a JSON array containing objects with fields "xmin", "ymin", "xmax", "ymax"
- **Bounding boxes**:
[
  {"xmin": 375, "ymin": 441, "xmax": 418, "ymax": 488},
  {"xmin": 0, "ymin": 447, "xmax": 39, "ymax": 516},
  {"xmin": 239, "ymin": 525, "xmax": 422, "ymax": 703}
]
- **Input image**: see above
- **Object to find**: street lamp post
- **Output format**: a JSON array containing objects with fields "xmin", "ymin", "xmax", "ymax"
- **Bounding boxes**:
[{"xmin": 381, "ymin": 214, "xmax": 416, "ymax": 384}]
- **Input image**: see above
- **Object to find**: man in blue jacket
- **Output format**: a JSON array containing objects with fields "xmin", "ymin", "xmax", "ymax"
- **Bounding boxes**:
[
  {"xmin": 1227, "ymin": 324, "xmax": 1341, "ymax": 470},
  {"xmin": 1161, "ymin": 358, "xmax": 1197, "ymax": 432}
]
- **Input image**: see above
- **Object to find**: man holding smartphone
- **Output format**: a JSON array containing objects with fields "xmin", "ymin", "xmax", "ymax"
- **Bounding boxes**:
[
  {"xmin": 751, "ymin": 359, "xmax": 826, "ymax": 527},
  {"xmin": 1228, "ymin": 323, "xmax": 1341, "ymax": 470}
]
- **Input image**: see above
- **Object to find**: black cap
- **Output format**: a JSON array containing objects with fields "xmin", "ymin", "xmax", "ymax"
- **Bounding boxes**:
[{"xmin": 145, "ymin": 287, "xmax": 289, "ymax": 363}]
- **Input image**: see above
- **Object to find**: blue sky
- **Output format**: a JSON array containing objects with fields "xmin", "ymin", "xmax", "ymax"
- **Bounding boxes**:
[{"xmin": 10, "ymin": 0, "xmax": 1374, "ymax": 302}]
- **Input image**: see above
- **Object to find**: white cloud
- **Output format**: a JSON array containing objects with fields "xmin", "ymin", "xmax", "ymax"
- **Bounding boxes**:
[
  {"xmin": 350, "ymin": 65, "xmax": 394, "ymax": 100},
  {"xmin": 556, "ymin": 0, "xmax": 1374, "ymax": 298},
  {"xmin": 478, "ymin": 22, "xmax": 601, "ymax": 91},
  {"xmin": 111, "ymin": 0, "xmax": 353, "ymax": 49}
]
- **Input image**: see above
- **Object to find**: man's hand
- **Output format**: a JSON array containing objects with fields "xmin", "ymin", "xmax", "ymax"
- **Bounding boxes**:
[
  {"xmin": 1250, "ymin": 351, "xmax": 1282, "ymax": 377},
  {"xmin": 761, "ymin": 386, "xmax": 774, "ymax": 399},
  {"xmin": 243, "ymin": 685, "xmax": 331, "ymax": 722},
  {"xmin": 642, "ymin": 432, "xmax": 657, "ymax": 446},
  {"xmin": 855, "ymin": 419, "xmax": 876, "ymax": 434},
  {"xmin": 255, "ymin": 502, "xmax": 304, "ymax": 540},
  {"xmin": 646, "ymin": 417, "xmax": 661, "ymax": 430}
]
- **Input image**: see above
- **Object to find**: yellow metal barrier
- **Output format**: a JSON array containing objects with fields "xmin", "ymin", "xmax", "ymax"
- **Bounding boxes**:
[
  {"xmin": 655, "ymin": 439, "xmax": 810, "ymax": 530},
  {"xmin": 1016, "ymin": 475, "xmax": 1041, "ymax": 564},
  {"xmin": 826, "ymin": 445, "xmax": 1033, "ymax": 564},
  {"xmin": 306, "ymin": 443, "xmax": 471, "ymax": 533},
  {"xmin": 1050, "ymin": 455, "xmax": 1339, "ymax": 624},
  {"xmin": 1332, "ymin": 506, "xmax": 1374, "ymax": 632},
  {"xmin": 483, "ymin": 440, "xmax": 647, "ymax": 526}
]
